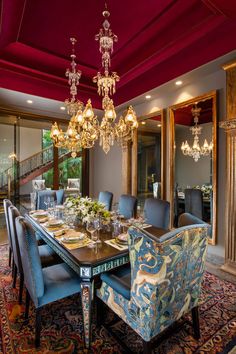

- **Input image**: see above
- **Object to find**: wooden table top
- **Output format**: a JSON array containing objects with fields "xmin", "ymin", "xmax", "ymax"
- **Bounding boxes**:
[{"xmin": 26, "ymin": 214, "xmax": 168, "ymax": 267}]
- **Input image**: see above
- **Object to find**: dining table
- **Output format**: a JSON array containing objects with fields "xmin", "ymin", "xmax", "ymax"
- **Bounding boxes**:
[{"xmin": 25, "ymin": 213, "xmax": 168, "ymax": 349}]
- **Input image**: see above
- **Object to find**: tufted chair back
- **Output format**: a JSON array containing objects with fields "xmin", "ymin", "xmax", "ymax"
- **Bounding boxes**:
[
  {"xmin": 36, "ymin": 190, "xmax": 57, "ymax": 210},
  {"xmin": 127, "ymin": 223, "xmax": 209, "ymax": 341},
  {"xmin": 3, "ymin": 199, "xmax": 13, "ymax": 248},
  {"xmin": 98, "ymin": 191, "xmax": 113, "ymax": 211},
  {"xmin": 16, "ymin": 216, "xmax": 44, "ymax": 306},
  {"xmin": 118, "ymin": 194, "xmax": 137, "ymax": 219},
  {"xmin": 144, "ymin": 198, "xmax": 170, "ymax": 229},
  {"xmin": 184, "ymin": 189, "xmax": 203, "ymax": 219},
  {"xmin": 8, "ymin": 206, "xmax": 22, "ymax": 272}
]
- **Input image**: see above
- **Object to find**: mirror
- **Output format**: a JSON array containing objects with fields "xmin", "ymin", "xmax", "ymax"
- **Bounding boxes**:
[
  {"xmin": 131, "ymin": 110, "xmax": 165, "ymax": 205},
  {"xmin": 169, "ymin": 91, "xmax": 217, "ymax": 244}
]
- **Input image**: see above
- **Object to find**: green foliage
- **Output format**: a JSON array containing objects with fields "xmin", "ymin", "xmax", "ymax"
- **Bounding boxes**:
[
  {"xmin": 42, "ymin": 130, "xmax": 82, "ymax": 188},
  {"xmin": 42, "ymin": 130, "xmax": 52, "ymax": 149}
]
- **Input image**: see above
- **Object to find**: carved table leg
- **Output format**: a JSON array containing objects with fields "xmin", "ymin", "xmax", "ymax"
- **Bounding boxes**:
[{"xmin": 81, "ymin": 280, "xmax": 93, "ymax": 349}]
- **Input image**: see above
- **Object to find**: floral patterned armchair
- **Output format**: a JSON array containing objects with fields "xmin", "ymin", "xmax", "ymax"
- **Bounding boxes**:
[{"xmin": 96, "ymin": 223, "xmax": 209, "ymax": 352}]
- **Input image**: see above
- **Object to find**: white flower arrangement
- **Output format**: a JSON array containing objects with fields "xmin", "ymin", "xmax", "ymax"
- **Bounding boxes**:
[{"xmin": 64, "ymin": 196, "xmax": 111, "ymax": 224}]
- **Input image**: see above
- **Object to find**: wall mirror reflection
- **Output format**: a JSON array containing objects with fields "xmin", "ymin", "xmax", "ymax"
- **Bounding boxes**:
[
  {"xmin": 132, "ymin": 110, "xmax": 165, "ymax": 207},
  {"xmin": 169, "ymin": 91, "xmax": 217, "ymax": 244}
]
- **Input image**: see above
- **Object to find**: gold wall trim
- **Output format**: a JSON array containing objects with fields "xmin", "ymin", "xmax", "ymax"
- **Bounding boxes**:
[
  {"xmin": 222, "ymin": 59, "xmax": 236, "ymax": 71},
  {"xmin": 168, "ymin": 90, "xmax": 217, "ymax": 245},
  {"xmin": 122, "ymin": 109, "xmax": 166, "ymax": 199}
]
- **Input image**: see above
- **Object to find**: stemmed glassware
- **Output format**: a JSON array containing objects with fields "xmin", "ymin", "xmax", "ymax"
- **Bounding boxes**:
[
  {"xmin": 86, "ymin": 219, "xmax": 98, "ymax": 246},
  {"xmin": 93, "ymin": 217, "xmax": 102, "ymax": 243}
]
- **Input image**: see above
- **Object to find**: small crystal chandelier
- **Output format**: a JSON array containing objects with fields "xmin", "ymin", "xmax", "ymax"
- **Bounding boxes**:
[
  {"xmin": 93, "ymin": 3, "xmax": 138, "ymax": 153},
  {"xmin": 181, "ymin": 104, "xmax": 213, "ymax": 162},
  {"xmin": 50, "ymin": 38, "xmax": 99, "ymax": 158}
]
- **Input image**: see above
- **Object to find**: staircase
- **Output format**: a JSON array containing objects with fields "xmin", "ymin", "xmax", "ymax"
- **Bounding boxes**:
[
  {"xmin": 0, "ymin": 191, "xmax": 8, "ymax": 213},
  {"xmin": 0, "ymin": 145, "xmax": 71, "ymax": 190}
]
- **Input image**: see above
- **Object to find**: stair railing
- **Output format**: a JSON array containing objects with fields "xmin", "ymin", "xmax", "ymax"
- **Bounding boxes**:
[{"xmin": 0, "ymin": 145, "xmax": 71, "ymax": 189}]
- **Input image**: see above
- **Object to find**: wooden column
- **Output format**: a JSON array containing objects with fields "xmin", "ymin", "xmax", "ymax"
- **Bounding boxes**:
[
  {"xmin": 219, "ymin": 60, "xmax": 236, "ymax": 276},
  {"xmin": 53, "ymin": 146, "xmax": 59, "ymax": 190}
]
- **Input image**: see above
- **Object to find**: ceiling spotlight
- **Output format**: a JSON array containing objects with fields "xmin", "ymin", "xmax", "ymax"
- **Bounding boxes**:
[
  {"xmin": 141, "ymin": 121, "xmax": 146, "ymax": 125},
  {"xmin": 175, "ymin": 80, "xmax": 183, "ymax": 86},
  {"xmin": 60, "ymin": 106, "xmax": 66, "ymax": 110},
  {"xmin": 26, "ymin": 100, "xmax": 33, "ymax": 104},
  {"xmin": 145, "ymin": 95, "xmax": 151, "ymax": 99},
  {"xmin": 157, "ymin": 123, "xmax": 161, "ymax": 127}
]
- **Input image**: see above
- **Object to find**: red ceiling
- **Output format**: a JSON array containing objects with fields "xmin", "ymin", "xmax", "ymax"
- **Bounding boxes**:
[{"xmin": 0, "ymin": 0, "xmax": 236, "ymax": 110}]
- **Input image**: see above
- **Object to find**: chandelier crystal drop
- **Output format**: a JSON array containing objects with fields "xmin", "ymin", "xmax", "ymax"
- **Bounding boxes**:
[
  {"xmin": 50, "ymin": 38, "xmax": 98, "ymax": 157},
  {"xmin": 93, "ymin": 3, "xmax": 138, "ymax": 154},
  {"xmin": 51, "ymin": 3, "xmax": 138, "ymax": 156},
  {"xmin": 181, "ymin": 104, "xmax": 213, "ymax": 162}
]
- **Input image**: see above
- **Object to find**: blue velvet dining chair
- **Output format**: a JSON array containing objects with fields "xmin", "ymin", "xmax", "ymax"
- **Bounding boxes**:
[
  {"xmin": 15, "ymin": 216, "xmax": 82, "ymax": 347},
  {"xmin": 97, "ymin": 223, "xmax": 209, "ymax": 353},
  {"xmin": 8, "ymin": 205, "xmax": 63, "ymax": 304},
  {"xmin": 118, "ymin": 194, "xmax": 137, "ymax": 219},
  {"xmin": 178, "ymin": 212, "xmax": 212, "ymax": 238},
  {"xmin": 144, "ymin": 198, "xmax": 170, "ymax": 229},
  {"xmin": 98, "ymin": 191, "xmax": 113, "ymax": 211},
  {"xmin": 3, "ymin": 199, "xmax": 13, "ymax": 268},
  {"xmin": 184, "ymin": 189, "xmax": 203, "ymax": 220}
]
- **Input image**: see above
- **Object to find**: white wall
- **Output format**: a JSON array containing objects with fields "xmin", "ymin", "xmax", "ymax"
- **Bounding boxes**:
[
  {"xmin": 91, "ymin": 68, "xmax": 226, "ymax": 258},
  {"xmin": 90, "ymin": 141, "xmax": 123, "ymax": 204}
]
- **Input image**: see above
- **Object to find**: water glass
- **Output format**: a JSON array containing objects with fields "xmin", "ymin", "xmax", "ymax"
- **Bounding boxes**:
[{"xmin": 112, "ymin": 221, "xmax": 122, "ymax": 237}]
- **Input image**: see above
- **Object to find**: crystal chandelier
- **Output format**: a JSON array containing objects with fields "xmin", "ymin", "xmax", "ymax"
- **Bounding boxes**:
[
  {"xmin": 181, "ymin": 104, "xmax": 213, "ymax": 162},
  {"xmin": 50, "ymin": 38, "xmax": 99, "ymax": 158},
  {"xmin": 50, "ymin": 3, "xmax": 138, "ymax": 156},
  {"xmin": 93, "ymin": 4, "xmax": 138, "ymax": 153}
]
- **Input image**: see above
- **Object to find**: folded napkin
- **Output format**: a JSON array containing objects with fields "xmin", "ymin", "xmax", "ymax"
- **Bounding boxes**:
[
  {"xmin": 105, "ymin": 239, "xmax": 128, "ymax": 251},
  {"xmin": 61, "ymin": 238, "xmax": 95, "ymax": 250},
  {"xmin": 54, "ymin": 230, "xmax": 95, "ymax": 250}
]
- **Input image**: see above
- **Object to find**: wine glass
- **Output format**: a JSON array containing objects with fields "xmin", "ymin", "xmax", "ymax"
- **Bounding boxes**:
[
  {"xmin": 94, "ymin": 217, "xmax": 102, "ymax": 243},
  {"xmin": 86, "ymin": 220, "xmax": 97, "ymax": 245}
]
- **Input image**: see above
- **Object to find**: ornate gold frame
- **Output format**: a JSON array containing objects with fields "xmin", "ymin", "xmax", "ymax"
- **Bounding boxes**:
[
  {"xmin": 122, "ymin": 109, "xmax": 166, "ymax": 199},
  {"xmin": 168, "ymin": 90, "xmax": 217, "ymax": 245}
]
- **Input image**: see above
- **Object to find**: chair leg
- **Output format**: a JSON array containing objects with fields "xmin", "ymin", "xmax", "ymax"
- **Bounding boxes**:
[
  {"xmin": 25, "ymin": 290, "xmax": 30, "ymax": 320},
  {"xmin": 191, "ymin": 306, "xmax": 200, "ymax": 339},
  {"xmin": 96, "ymin": 297, "xmax": 105, "ymax": 327},
  {"xmin": 12, "ymin": 263, "xmax": 17, "ymax": 288},
  {"xmin": 11, "ymin": 258, "xmax": 15, "ymax": 278},
  {"xmin": 18, "ymin": 273, "xmax": 24, "ymax": 304},
  {"xmin": 35, "ymin": 308, "xmax": 41, "ymax": 348},
  {"xmin": 143, "ymin": 340, "xmax": 152, "ymax": 354},
  {"xmin": 9, "ymin": 247, "xmax": 12, "ymax": 267}
]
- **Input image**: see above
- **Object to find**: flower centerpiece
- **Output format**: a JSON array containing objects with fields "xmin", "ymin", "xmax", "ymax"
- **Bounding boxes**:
[{"xmin": 64, "ymin": 196, "xmax": 111, "ymax": 224}]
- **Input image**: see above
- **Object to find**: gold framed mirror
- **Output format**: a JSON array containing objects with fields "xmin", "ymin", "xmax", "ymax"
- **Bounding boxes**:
[
  {"xmin": 128, "ymin": 109, "xmax": 165, "ymax": 204},
  {"xmin": 169, "ymin": 91, "xmax": 217, "ymax": 245}
]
